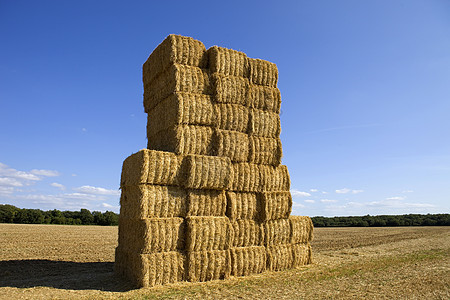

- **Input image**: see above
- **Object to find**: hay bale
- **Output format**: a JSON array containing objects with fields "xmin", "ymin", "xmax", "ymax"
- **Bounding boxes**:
[
  {"xmin": 211, "ymin": 73, "xmax": 250, "ymax": 106},
  {"xmin": 143, "ymin": 34, "xmax": 207, "ymax": 86},
  {"xmin": 120, "ymin": 149, "xmax": 180, "ymax": 187},
  {"xmin": 292, "ymin": 243, "xmax": 312, "ymax": 267},
  {"xmin": 249, "ymin": 109, "xmax": 281, "ymax": 138},
  {"xmin": 231, "ymin": 219, "xmax": 264, "ymax": 247},
  {"xmin": 226, "ymin": 191, "xmax": 258, "ymax": 220},
  {"xmin": 143, "ymin": 64, "xmax": 211, "ymax": 112},
  {"xmin": 185, "ymin": 216, "xmax": 234, "ymax": 251},
  {"xmin": 214, "ymin": 103, "xmax": 250, "ymax": 133},
  {"xmin": 148, "ymin": 125, "xmax": 214, "ymax": 156},
  {"xmin": 146, "ymin": 92, "xmax": 215, "ymax": 130},
  {"xmin": 120, "ymin": 185, "xmax": 187, "ymax": 219},
  {"xmin": 249, "ymin": 136, "xmax": 282, "ymax": 166},
  {"xmin": 257, "ymin": 191, "xmax": 292, "ymax": 221},
  {"xmin": 207, "ymin": 46, "xmax": 248, "ymax": 77},
  {"xmin": 118, "ymin": 217, "xmax": 185, "ymax": 253},
  {"xmin": 266, "ymin": 244, "xmax": 294, "ymax": 271},
  {"xmin": 249, "ymin": 84, "xmax": 281, "ymax": 113},
  {"xmin": 213, "ymin": 129, "xmax": 250, "ymax": 163},
  {"xmin": 259, "ymin": 164, "xmax": 291, "ymax": 191},
  {"xmin": 290, "ymin": 216, "xmax": 314, "ymax": 244},
  {"xmin": 230, "ymin": 246, "xmax": 266, "ymax": 276},
  {"xmin": 187, "ymin": 249, "xmax": 231, "ymax": 282},
  {"xmin": 230, "ymin": 162, "xmax": 261, "ymax": 192},
  {"xmin": 186, "ymin": 189, "xmax": 227, "ymax": 217},
  {"xmin": 248, "ymin": 57, "xmax": 278, "ymax": 88},
  {"xmin": 180, "ymin": 154, "xmax": 232, "ymax": 190},
  {"xmin": 264, "ymin": 219, "xmax": 291, "ymax": 246}
]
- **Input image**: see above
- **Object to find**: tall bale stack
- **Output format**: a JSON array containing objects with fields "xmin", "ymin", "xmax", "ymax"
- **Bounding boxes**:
[{"xmin": 115, "ymin": 34, "xmax": 313, "ymax": 287}]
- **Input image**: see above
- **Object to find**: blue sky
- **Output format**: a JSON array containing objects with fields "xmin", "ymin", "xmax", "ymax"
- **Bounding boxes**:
[{"xmin": 1, "ymin": 0, "xmax": 449, "ymax": 216}]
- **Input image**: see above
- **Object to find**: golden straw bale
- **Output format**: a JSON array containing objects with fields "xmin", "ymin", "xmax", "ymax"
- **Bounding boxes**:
[
  {"xmin": 249, "ymin": 84, "xmax": 281, "ymax": 113},
  {"xmin": 264, "ymin": 219, "xmax": 291, "ymax": 246},
  {"xmin": 143, "ymin": 34, "xmax": 207, "ymax": 85},
  {"xmin": 231, "ymin": 219, "xmax": 265, "ymax": 247},
  {"xmin": 214, "ymin": 103, "xmax": 250, "ymax": 133},
  {"xmin": 257, "ymin": 191, "xmax": 292, "ymax": 221},
  {"xmin": 120, "ymin": 185, "xmax": 186, "ymax": 219},
  {"xmin": 143, "ymin": 64, "xmax": 211, "ymax": 111},
  {"xmin": 147, "ymin": 125, "xmax": 214, "ymax": 156},
  {"xmin": 118, "ymin": 217, "xmax": 185, "ymax": 253},
  {"xmin": 230, "ymin": 246, "xmax": 266, "ymax": 277},
  {"xmin": 249, "ymin": 136, "xmax": 282, "ymax": 166},
  {"xmin": 186, "ymin": 189, "xmax": 227, "ymax": 217},
  {"xmin": 180, "ymin": 154, "xmax": 232, "ymax": 190},
  {"xmin": 207, "ymin": 46, "xmax": 248, "ymax": 77},
  {"xmin": 146, "ymin": 92, "xmax": 215, "ymax": 129},
  {"xmin": 226, "ymin": 191, "xmax": 258, "ymax": 220},
  {"xmin": 266, "ymin": 244, "xmax": 294, "ymax": 271},
  {"xmin": 259, "ymin": 164, "xmax": 291, "ymax": 191},
  {"xmin": 120, "ymin": 149, "xmax": 181, "ymax": 187},
  {"xmin": 213, "ymin": 129, "xmax": 250, "ymax": 163},
  {"xmin": 292, "ymin": 243, "xmax": 312, "ymax": 267},
  {"xmin": 185, "ymin": 216, "xmax": 234, "ymax": 251},
  {"xmin": 211, "ymin": 73, "xmax": 250, "ymax": 106},
  {"xmin": 230, "ymin": 162, "xmax": 261, "ymax": 192},
  {"xmin": 290, "ymin": 216, "xmax": 314, "ymax": 244},
  {"xmin": 248, "ymin": 57, "xmax": 278, "ymax": 88},
  {"xmin": 187, "ymin": 249, "xmax": 231, "ymax": 282},
  {"xmin": 249, "ymin": 109, "xmax": 281, "ymax": 138}
]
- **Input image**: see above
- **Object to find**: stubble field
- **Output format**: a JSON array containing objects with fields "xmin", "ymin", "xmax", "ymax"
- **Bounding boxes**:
[{"xmin": 0, "ymin": 224, "xmax": 448, "ymax": 299}]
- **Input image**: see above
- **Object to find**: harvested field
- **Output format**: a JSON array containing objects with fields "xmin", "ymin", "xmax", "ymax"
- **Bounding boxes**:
[{"xmin": 0, "ymin": 224, "xmax": 449, "ymax": 299}]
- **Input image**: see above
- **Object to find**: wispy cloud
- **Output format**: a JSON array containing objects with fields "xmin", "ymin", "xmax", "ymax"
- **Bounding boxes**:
[
  {"xmin": 73, "ymin": 185, "xmax": 120, "ymax": 196},
  {"xmin": 0, "ymin": 177, "xmax": 24, "ymax": 187},
  {"xmin": 305, "ymin": 199, "xmax": 315, "ymax": 203},
  {"xmin": 50, "ymin": 182, "xmax": 66, "ymax": 190},
  {"xmin": 402, "ymin": 190, "xmax": 414, "ymax": 193},
  {"xmin": 320, "ymin": 199, "xmax": 338, "ymax": 203},
  {"xmin": 30, "ymin": 169, "xmax": 60, "ymax": 177},
  {"xmin": 336, "ymin": 188, "xmax": 364, "ymax": 194},
  {"xmin": 291, "ymin": 189, "xmax": 311, "ymax": 197},
  {"xmin": 293, "ymin": 202, "xmax": 305, "ymax": 208},
  {"xmin": 310, "ymin": 189, "xmax": 318, "ymax": 192},
  {"xmin": 386, "ymin": 196, "xmax": 406, "ymax": 201}
]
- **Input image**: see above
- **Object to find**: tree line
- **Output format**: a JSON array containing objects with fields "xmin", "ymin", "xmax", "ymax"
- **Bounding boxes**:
[{"xmin": 311, "ymin": 214, "xmax": 449, "ymax": 227}]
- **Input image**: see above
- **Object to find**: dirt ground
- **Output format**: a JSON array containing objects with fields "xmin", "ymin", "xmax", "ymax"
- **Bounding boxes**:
[{"xmin": 0, "ymin": 224, "xmax": 448, "ymax": 299}]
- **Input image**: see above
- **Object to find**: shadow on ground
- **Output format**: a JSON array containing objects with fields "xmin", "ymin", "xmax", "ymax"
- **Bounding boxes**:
[{"xmin": 0, "ymin": 260, "xmax": 134, "ymax": 292}]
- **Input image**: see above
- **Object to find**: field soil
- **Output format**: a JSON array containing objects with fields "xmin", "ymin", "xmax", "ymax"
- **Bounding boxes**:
[{"xmin": 0, "ymin": 224, "xmax": 448, "ymax": 299}]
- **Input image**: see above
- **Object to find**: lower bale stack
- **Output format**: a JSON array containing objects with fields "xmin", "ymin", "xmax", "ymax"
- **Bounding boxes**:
[
  {"xmin": 187, "ymin": 249, "xmax": 231, "ymax": 282},
  {"xmin": 249, "ymin": 136, "xmax": 282, "ymax": 166},
  {"xmin": 264, "ymin": 218, "xmax": 291, "ymax": 246},
  {"xmin": 232, "ymin": 219, "xmax": 264, "ymax": 247},
  {"xmin": 230, "ymin": 163, "xmax": 261, "ymax": 192},
  {"xmin": 186, "ymin": 216, "xmax": 234, "ymax": 251},
  {"xmin": 248, "ymin": 109, "xmax": 281, "ymax": 138},
  {"xmin": 186, "ymin": 189, "xmax": 227, "ymax": 217},
  {"xmin": 213, "ymin": 129, "xmax": 249, "ymax": 163},
  {"xmin": 230, "ymin": 246, "xmax": 266, "ymax": 276},
  {"xmin": 181, "ymin": 154, "xmax": 232, "ymax": 190},
  {"xmin": 257, "ymin": 191, "xmax": 292, "ymax": 221},
  {"xmin": 260, "ymin": 164, "xmax": 291, "ymax": 191},
  {"xmin": 226, "ymin": 191, "xmax": 258, "ymax": 220},
  {"xmin": 292, "ymin": 243, "xmax": 312, "ymax": 267},
  {"xmin": 266, "ymin": 244, "xmax": 294, "ymax": 271},
  {"xmin": 290, "ymin": 216, "xmax": 314, "ymax": 244}
]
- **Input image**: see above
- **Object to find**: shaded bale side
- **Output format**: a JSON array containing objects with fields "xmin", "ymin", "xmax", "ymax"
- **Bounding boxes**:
[
  {"xmin": 231, "ymin": 219, "xmax": 265, "ymax": 247},
  {"xmin": 213, "ymin": 129, "xmax": 250, "ymax": 163},
  {"xmin": 211, "ymin": 73, "xmax": 250, "ymax": 106},
  {"xmin": 214, "ymin": 103, "xmax": 250, "ymax": 133},
  {"xmin": 146, "ymin": 92, "xmax": 215, "ymax": 130},
  {"xmin": 143, "ymin": 64, "xmax": 211, "ymax": 112},
  {"xmin": 226, "ymin": 191, "xmax": 258, "ymax": 220},
  {"xmin": 292, "ymin": 243, "xmax": 312, "ymax": 267},
  {"xmin": 180, "ymin": 154, "xmax": 232, "ymax": 190},
  {"xmin": 143, "ymin": 34, "xmax": 207, "ymax": 85},
  {"xmin": 120, "ymin": 149, "xmax": 181, "ymax": 187},
  {"xmin": 290, "ymin": 215, "xmax": 314, "ymax": 244},
  {"xmin": 248, "ymin": 57, "xmax": 278, "ymax": 88},
  {"xmin": 249, "ymin": 136, "xmax": 282, "ymax": 166},
  {"xmin": 207, "ymin": 46, "xmax": 248, "ymax": 77},
  {"xmin": 259, "ymin": 164, "xmax": 291, "ymax": 192},
  {"xmin": 186, "ymin": 189, "xmax": 227, "ymax": 217},
  {"xmin": 249, "ymin": 84, "xmax": 281, "ymax": 113},
  {"xmin": 264, "ymin": 218, "xmax": 291, "ymax": 246},
  {"xmin": 187, "ymin": 249, "xmax": 231, "ymax": 282},
  {"xmin": 248, "ymin": 109, "xmax": 281, "ymax": 138},
  {"xmin": 230, "ymin": 246, "xmax": 266, "ymax": 277},
  {"xmin": 257, "ymin": 191, "xmax": 292, "ymax": 221},
  {"xmin": 120, "ymin": 185, "xmax": 187, "ymax": 219},
  {"xmin": 148, "ymin": 125, "xmax": 214, "ymax": 156},
  {"xmin": 230, "ymin": 162, "xmax": 261, "ymax": 192},
  {"xmin": 185, "ymin": 216, "xmax": 234, "ymax": 251},
  {"xmin": 266, "ymin": 244, "xmax": 294, "ymax": 271},
  {"xmin": 118, "ymin": 217, "xmax": 185, "ymax": 253}
]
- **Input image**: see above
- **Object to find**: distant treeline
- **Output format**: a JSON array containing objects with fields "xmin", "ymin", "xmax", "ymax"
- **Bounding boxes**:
[
  {"xmin": 311, "ymin": 214, "xmax": 449, "ymax": 227},
  {"xmin": 0, "ymin": 204, "xmax": 119, "ymax": 226}
]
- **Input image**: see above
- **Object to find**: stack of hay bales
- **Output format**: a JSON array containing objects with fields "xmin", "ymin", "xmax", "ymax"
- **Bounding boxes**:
[{"xmin": 115, "ymin": 34, "xmax": 313, "ymax": 287}]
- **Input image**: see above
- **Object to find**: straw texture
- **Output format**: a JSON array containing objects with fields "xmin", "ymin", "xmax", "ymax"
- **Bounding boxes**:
[
  {"xmin": 292, "ymin": 243, "xmax": 312, "ymax": 267},
  {"xmin": 257, "ymin": 191, "xmax": 292, "ymax": 221},
  {"xmin": 249, "ymin": 109, "xmax": 281, "ymax": 138},
  {"xmin": 208, "ymin": 46, "xmax": 248, "ymax": 77},
  {"xmin": 230, "ymin": 246, "xmax": 266, "ymax": 277},
  {"xmin": 260, "ymin": 164, "xmax": 291, "ymax": 191},
  {"xmin": 290, "ymin": 216, "xmax": 314, "ymax": 244},
  {"xmin": 211, "ymin": 73, "xmax": 250, "ymax": 106},
  {"xmin": 187, "ymin": 249, "xmax": 231, "ymax": 282},
  {"xmin": 181, "ymin": 154, "xmax": 232, "ymax": 190},
  {"xmin": 249, "ymin": 136, "xmax": 282, "ymax": 166},
  {"xmin": 231, "ymin": 219, "xmax": 264, "ymax": 247},
  {"xmin": 186, "ymin": 216, "xmax": 234, "ymax": 251},
  {"xmin": 264, "ymin": 219, "xmax": 291, "ymax": 246},
  {"xmin": 213, "ymin": 129, "xmax": 250, "ymax": 163},
  {"xmin": 230, "ymin": 162, "xmax": 261, "ymax": 192},
  {"xmin": 214, "ymin": 103, "xmax": 250, "ymax": 133},
  {"xmin": 249, "ymin": 84, "xmax": 281, "ymax": 113},
  {"xmin": 266, "ymin": 244, "xmax": 294, "ymax": 271},
  {"xmin": 226, "ymin": 191, "xmax": 258, "ymax": 220},
  {"xmin": 186, "ymin": 189, "xmax": 227, "ymax": 217},
  {"xmin": 248, "ymin": 58, "xmax": 278, "ymax": 87}
]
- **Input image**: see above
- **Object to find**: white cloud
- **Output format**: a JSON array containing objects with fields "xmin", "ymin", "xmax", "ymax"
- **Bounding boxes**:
[
  {"xmin": 402, "ymin": 190, "xmax": 414, "ymax": 193},
  {"xmin": 336, "ymin": 188, "xmax": 351, "ymax": 194},
  {"xmin": 310, "ymin": 189, "xmax": 318, "ymax": 192},
  {"xmin": 0, "ymin": 163, "xmax": 40, "ymax": 181},
  {"xmin": 73, "ymin": 185, "xmax": 120, "ymax": 196},
  {"xmin": 352, "ymin": 189, "xmax": 364, "ymax": 194},
  {"xmin": 50, "ymin": 182, "xmax": 65, "ymax": 190},
  {"xmin": 30, "ymin": 169, "xmax": 60, "ymax": 177},
  {"xmin": 292, "ymin": 202, "xmax": 305, "ymax": 208},
  {"xmin": 0, "ymin": 177, "xmax": 24, "ymax": 187},
  {"xmin": 320, "ymin": 199, "xmax": 338, "ymax": 203},
  {"xmin": 0, "ymin": 186, "xmax": 14, "ymax": 195},
  {"xmin": 322, "ymin": 191, "xmax": 328, "ymax": 194},
  {"xmin": 291, "ymin": 189, "xmax": 311, "ymax": 197},
  {"xmin": 304, "ymin": 199, "xmax": 315, "ymax": 203},
  {"xmin": 386, "ymin": 196, "xmax": 406, "ymax": 201}
]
